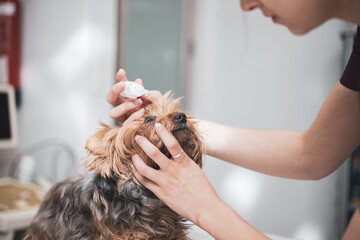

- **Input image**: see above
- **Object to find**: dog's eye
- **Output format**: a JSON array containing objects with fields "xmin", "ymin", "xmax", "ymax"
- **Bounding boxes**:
[{"xmin": 144, "ymin": 116, "xmax": 157, "ymax": 123}]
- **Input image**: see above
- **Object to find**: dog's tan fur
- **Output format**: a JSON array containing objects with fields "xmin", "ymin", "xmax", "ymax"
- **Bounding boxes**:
[{"xmin": 24, "ymin": 92, "xmax": 203, "ymax": 240}]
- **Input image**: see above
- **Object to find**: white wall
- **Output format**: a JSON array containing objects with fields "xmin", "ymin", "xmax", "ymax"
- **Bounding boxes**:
[
  {"xmin": 0, "ymin": 0, "xmax": 118, "ymax": 178},
  {"xmin": 0, "ymin": 0, "xmax": 355, "ymax": 239},
  {"xmin": 190, "ymin": 0, "xmax": 355, "ymax": 239}
]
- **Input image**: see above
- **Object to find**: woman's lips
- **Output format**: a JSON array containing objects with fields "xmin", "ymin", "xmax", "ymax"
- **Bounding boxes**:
[
  {"xmin": 261, "ymin": 9, "xmax": 278, "ymax": 24},
  {"xmin": 263, "ymin": 11, "xmax": 271, "ymax": 17},
  {"xmin": 271, "ymin": 16, "xmax": 278, "ymax": 23}
]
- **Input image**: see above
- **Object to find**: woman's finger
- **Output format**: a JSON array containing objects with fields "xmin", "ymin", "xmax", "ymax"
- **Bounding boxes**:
[
  {"xmin": 139, "ymin": 90, "xmax": 161, "ymax": 103},
  {"xmin": 131, "ymin": 157, "xmax": 160, "ymax": 193},
  {"xmin": 154, "ymin": 123, "xmax": 184, "ymax": 162},
  {"xmin": 135, "ymin": 135, "xmax": 169, "ymax": 169},
  {"xmin": 115, "ymin": 69, "xmax": 129, "ymax": 82},
  {"xmin": 106, "ymin": 82, "xmax": 126, "ymax": 107},
  {"xmin": 110, "ymin": 98, "xmax": 142, "ymax": 121},
  {"xmin": 108, "ymin": 69, "xmax": 129, "ymax": 107},
  {"xmin": 135, "ymin": 78, "xmax": 143, "ymax": 86},
  {"xmin": 123, "ymin": 108, "xmax": 145, "ymax": 126},
  {"xmin": 132, "ymin": 154, "xmax": 161, "ymax": 182}
]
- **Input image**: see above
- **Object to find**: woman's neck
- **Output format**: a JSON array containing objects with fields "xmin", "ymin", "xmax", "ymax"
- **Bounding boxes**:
[{"xmin": 334, "ymin": 0, "xmax": 360, "ymax": 25}]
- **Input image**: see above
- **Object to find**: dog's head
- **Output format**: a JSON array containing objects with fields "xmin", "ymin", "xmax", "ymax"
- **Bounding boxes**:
[{"xmin": 83, "ymin": 92, "xmax": 203, "ymax": 182}]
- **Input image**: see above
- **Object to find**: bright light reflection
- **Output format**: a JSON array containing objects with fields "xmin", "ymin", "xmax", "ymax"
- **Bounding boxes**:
[
  {"xmin": 294, "ymin": 222, "xmax": 323, "ymax": 240},
  {"xmin": 51, "ymin": 25, "xmax": 91, "ymax": 80},
  {"xmin": 223, "ymin": 169, "xmax": 262, "ymax": 216}
]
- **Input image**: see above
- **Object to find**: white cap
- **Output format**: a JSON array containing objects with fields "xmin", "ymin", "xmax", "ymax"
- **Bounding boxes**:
[
  {"xmin": 131, "ymin": 84, "xmax": 148, "ymax": 97},
  {"xmin": 120, "ymin": 81, "xmax": 149, "ymax": 98}
]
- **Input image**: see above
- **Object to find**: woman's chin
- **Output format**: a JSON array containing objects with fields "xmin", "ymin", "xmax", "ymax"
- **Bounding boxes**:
[
  {"xmin": 287, "ymin": 20, "xmax": 328, "ymax": 36},
  {"xmin": 288, "ymin": 26, "xmax": 312, "ymax": 36},
  {"xmin": 274, "ymin": 20, "xmax": 311, "ymax": 36}
]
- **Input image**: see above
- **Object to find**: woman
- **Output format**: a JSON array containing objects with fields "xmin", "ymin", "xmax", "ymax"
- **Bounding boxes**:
[{"xmin": 106, "ymin": 0, "xmax": 360, "ymax": 239}]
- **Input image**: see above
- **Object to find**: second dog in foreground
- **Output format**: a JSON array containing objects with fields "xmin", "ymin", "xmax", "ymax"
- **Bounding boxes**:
[{"xmin": 24, "ymin": 92, "xmax": 204, "ymax": 240}]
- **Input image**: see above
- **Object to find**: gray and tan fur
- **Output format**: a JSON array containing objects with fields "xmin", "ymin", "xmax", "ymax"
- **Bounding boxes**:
[{"xmin": 24, "ymin": 92, "xmax": 204, "ymax": 240}]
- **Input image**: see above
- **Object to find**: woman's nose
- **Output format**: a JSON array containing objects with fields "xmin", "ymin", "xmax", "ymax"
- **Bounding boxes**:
[{"xmin": 240, "ymin": 0, "xmax": 260, "ymax": 12}]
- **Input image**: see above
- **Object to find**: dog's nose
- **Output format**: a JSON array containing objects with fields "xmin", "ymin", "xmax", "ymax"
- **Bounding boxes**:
[{"xmin": 173, "ymin": 113, "xmax": 187, "ymax": 123}]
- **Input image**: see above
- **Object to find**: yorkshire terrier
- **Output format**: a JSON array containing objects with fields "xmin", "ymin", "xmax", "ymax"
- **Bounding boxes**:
[{"xmin": 24, "ymin": 92, "xmax": 204, "ymax": 240}]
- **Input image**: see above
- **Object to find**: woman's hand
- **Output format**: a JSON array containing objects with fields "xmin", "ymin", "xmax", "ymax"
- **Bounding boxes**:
[
  {"xmin": 131, "ymin": 123, "xmax": 268, "ymax": 240},
  {"xmin": 131, "ymin": 122, "xmax": 221, "ymax": 224},
  {"xmin": 106, "ymin": 69, "xmax": 161, "ymax": 125}
]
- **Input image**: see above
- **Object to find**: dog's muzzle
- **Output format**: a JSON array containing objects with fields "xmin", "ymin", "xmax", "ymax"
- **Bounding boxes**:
[
  {"xmin": 172, "ymin": 113, "xmax": 188, "ymax": 133},
  {"xmin": 173, "ymin": 113, "xmax": 187, "ymax": 123}
]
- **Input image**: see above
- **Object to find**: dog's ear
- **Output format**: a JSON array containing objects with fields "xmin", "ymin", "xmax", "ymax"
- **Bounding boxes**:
[
  {"xmin": 83, "ymin": 122, "xmax": 141, "ymax": 180},
  {"xmin": 86, "ymin": 123, "xmax": 111, "ymax": 157},
  {"xmin": 83, "ymin": 122, "xmax": 120, "ymax": 177},
  {"xmin": 85, "ymin": 122, "xmax": 117, "ymax": 157}
]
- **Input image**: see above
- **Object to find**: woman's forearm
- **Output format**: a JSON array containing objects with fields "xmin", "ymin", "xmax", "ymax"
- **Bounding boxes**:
[
  {"xmin": 342, "ymin": 208, "xmax": 360, "ymax": 240},
  {"xmin": 196, "ymin": 119, "xmax": 310, "ymax": 179},
  {"xmin": 196, "ymin": 83, "xmax": 360, "ymax": 180},
  {"xmin": 197, "ymin": 198, "xmax": 269, "ymax": 240}
]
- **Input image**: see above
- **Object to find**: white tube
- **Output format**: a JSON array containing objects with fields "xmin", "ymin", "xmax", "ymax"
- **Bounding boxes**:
[{"xmin": 120, "ymin": 81, "xmax": 148, "ymax": 98}]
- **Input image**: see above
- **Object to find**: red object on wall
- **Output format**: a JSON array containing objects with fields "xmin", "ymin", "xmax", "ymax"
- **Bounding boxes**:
[{"xmin": 0, "ymin": 0, "xmax": 21, "ymax": 106}]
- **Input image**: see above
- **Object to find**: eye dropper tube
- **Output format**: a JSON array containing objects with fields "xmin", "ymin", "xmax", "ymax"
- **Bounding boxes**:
[{"xmin": 120, "ymin": 81, "xmax": 148, "ymax": 98}]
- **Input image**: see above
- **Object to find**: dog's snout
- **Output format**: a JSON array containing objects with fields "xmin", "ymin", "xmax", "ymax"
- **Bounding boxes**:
[{"xmin": 173, "ymin": 113, "xmax": 187, "ymax": 123}]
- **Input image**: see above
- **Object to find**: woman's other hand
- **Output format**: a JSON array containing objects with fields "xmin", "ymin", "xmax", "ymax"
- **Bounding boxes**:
[{"xmin": 106, "ymin": 69, "xmax": 162, "ymax": 125}]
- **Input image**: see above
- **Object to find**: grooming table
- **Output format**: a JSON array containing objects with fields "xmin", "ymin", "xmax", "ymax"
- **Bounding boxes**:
[{"xmin": 0, "ymin": 178, "xmax": 45, "ymax": 240}]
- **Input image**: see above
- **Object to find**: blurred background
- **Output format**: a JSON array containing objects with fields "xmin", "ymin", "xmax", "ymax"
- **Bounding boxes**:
[{"xmin": 0, "ymin": 0, "xmax": 358, "ymax": 239}]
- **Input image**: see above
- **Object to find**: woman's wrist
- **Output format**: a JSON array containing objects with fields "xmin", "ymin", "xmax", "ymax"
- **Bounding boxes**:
[
  {"xmin": 196, "ymin": 198, "xmax": 269, "ymax": 240},
  {"xmin": 196, "ymin": 119, "xmax": 228, "ymax": 157},
  {"xmin": 195, "ymin": 197, "xmax": 227, "ymax": 237}
]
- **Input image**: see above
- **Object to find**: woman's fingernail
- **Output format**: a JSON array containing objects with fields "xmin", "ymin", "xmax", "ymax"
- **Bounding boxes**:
[
  {"xmin": 135, "ymin": 135, "xmax": 141, "ymax": 141},
  {"xmin": 117, "ymin": 82, "xmax": 124, "ymax": 89},
  {"xmin": 135, "ymin": 98, "xmax": 142, "ymax": 105},
  {"xmin": 155, "ymin": 123, "xmax": 162, "ymax": 129},
  {"xmin": 138, "ymin": 108, "xmax": 145, "ymax": 114},
  {"xmin": 130, "ymin": 164, "xmax": 134, "ymax": 169},
  {"xmin": 110, "ymin": 108, "xmax": 116, "ymax": 116}
]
